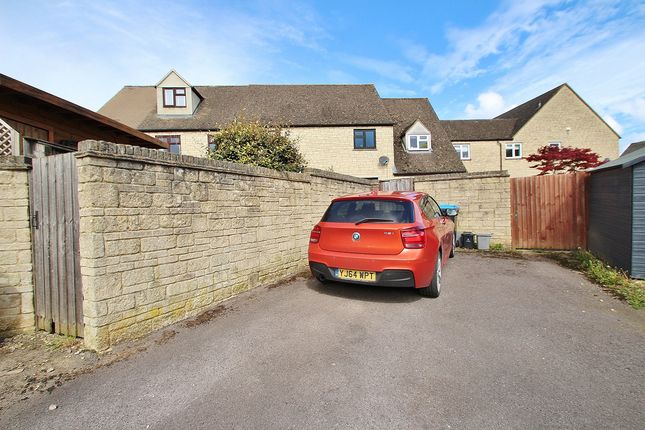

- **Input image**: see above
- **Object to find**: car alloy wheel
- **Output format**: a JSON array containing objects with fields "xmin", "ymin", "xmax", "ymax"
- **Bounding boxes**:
[{"xmin": 435, "ymin": 254, "xmax": 441, "ymax": 292}]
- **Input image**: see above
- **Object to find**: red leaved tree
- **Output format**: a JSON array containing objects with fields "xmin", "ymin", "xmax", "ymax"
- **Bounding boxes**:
[{"xmin": 526, "ymin": 145, "xmax": 605, "ymax": 175}]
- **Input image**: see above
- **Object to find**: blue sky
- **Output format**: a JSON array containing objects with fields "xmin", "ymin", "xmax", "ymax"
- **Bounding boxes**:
[{"xmin": 1, "ymin": 0, "xmax": 644, "ymax": 151}]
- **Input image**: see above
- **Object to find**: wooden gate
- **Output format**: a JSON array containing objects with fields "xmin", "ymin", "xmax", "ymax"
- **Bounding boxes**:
[
  {"xmin": 30, "ymin": 153, "xmax": 83, "ymax": 337},
  {"xmin": 511, "ymin": 172, "xmax": 588, "ymax": 249},
  {"xmin": 380, "ymin": 177, "xmax": 414, "ymax": 191}
]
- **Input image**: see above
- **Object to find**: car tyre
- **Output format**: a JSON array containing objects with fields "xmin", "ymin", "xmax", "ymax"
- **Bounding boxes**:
[{"xmin": 418, "ymin": 253, "xmax": 441, "ymax": 298}]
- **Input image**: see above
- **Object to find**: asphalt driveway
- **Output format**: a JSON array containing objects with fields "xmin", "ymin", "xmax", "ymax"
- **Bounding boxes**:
[{"xmin": 1, "ymin": 253, "xmax": 644, "ymax": 429}]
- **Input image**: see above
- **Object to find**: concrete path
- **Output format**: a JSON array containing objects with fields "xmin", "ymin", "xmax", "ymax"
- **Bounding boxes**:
[{"xmin": 1, "ymin": 253, "xmax": 644, "ymax": 429}]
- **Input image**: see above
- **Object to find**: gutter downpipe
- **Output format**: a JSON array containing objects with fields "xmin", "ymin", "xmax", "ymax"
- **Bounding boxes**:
[{"xmin": 498, "ymin": 141, "xmax": 503, "ymax": 171}]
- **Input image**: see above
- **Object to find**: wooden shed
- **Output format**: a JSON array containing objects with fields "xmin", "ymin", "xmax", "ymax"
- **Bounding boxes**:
[
  {"xmin": 0, "ymin": 73, "xmax": 166, "ymax": 156},
  {"xmin": 588, "ymin": 147, "xmax": 645, "ymax": 278}
]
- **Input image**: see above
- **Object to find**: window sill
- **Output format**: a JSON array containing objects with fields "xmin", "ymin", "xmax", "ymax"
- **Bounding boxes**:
[{"xmin": 353, "ymin": 148, "xmax": 377, "ymax": 151}]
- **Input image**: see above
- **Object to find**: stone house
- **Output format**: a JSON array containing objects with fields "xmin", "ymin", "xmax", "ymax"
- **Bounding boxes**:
[
  {"xmin": 99, "ymin": 71, "xmax": 465, "ymax": 180},
  {"xmin": 441, "ymin": 84, "xmax": 620, "ymax": 177},
  {"xmin": 100, "ymin": 73, "xmax": 619, "ymax": 180}
]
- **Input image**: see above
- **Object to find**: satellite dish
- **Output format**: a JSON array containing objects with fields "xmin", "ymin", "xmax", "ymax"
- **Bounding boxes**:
[{"xmin": 378, "ymin": 155, "xmax": 390, "ymax": 166}]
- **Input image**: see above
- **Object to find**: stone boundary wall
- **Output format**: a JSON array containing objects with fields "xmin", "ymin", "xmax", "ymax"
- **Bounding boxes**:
[
  {"xmin": 413, "ymin": 171, "xmax": 511, "ymax": 246},
  {"xmin": 76, "ymin": 141, "xmax": 376, "ymax": 350},
  {"xmin": 0, "ymin": 156, "xmax": 34, "ymax": 336}
]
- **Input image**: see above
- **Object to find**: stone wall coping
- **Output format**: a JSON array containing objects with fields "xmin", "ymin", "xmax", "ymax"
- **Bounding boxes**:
[
  {"xmin": 77, "ymin": 141, "xmax": 377, "ymax": 186},
  {"xmin": 77, "ymin": 140, "xmax": 316, "ymax": 183},
  {"xmin": 304, "ymin": 168, "xmax": 377, "ymax": 186},
  {"xmin": 411, "ymin": 170, "xmax": 510, "ymax": 182},
  {"xmin": 0, "ymin": 155, "xmax": 31, "ymax": 171}
]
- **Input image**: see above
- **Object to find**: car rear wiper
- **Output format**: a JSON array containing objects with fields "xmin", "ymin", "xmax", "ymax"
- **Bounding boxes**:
[{"xmin": 354, "ymin": 218, "xmax": 395, "ymax": 225}]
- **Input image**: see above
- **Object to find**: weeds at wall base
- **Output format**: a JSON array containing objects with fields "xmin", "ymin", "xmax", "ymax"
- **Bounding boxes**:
[{"xmin": 546, "ymin": 250, "xmax": 645, "ymax": 310}]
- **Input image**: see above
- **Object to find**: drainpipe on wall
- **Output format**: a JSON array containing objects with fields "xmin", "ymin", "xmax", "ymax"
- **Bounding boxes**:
[{"xmin": 498, "ymin": 141, "xmax": 503, "ymax": 171}]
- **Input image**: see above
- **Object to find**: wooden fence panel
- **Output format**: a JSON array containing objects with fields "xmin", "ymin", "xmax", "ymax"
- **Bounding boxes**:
[
  {"xmin": 379, "ymin": 177, "xmax": 414, "ymax": 191},
  {"xmin": 511, "ymin": 172, "xmax": 588, "ymax": 249},
  {"xmin": 30, "ymin": 153, "xmax": 83, "ymax": 337}
]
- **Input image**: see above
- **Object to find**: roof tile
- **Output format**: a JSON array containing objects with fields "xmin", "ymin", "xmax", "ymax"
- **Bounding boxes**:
[{"xmin": 383, "ymin": 98, "xmax": 466, "ymax": 175}]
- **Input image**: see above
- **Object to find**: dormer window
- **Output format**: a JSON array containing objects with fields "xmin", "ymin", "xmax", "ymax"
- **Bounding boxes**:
[
  {"xmin": 403, "ymin": 120, "xmax": 432, "ymax": 152},
  {"xmin": 163, "ymin": 88, "xmax": 187, "ymax": 107},
  {"xmin": 407, "ymin": 134, "xmax": 430, "ymax": 151},
  {"xmin": 156, "ymin": 70, "xmax": 202, "ymax": 115}
]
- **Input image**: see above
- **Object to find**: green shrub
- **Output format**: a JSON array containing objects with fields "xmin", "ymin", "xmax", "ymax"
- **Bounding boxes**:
[
  {"xmin": 206, "ymin": 118, "xmax": 306, "ymax": 172},
  {"xmin": 557, "ymin": 250, "xmax": 645, "ymax": 309}
]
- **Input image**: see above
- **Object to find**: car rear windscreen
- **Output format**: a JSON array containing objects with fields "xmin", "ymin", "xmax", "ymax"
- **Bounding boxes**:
[{"xmin": 322, "ymin": 199, "xmax": 414, "ymax": 223}]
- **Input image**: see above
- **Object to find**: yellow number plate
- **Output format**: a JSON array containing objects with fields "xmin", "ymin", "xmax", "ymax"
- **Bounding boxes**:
[{"xmin": 336, "ymin": 269, "xmax": 376, "ymax": 282}]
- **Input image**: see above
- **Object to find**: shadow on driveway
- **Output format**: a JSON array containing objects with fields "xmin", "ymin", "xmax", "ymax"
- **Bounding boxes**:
[{"xmin": 305, "ymin": 278, "xmax": 422, "ymax": 303}]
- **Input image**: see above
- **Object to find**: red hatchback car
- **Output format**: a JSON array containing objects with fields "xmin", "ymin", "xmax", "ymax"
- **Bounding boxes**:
[{"xmin": 308, "ymin": 191, "xmax": 455, "ymax": 297}]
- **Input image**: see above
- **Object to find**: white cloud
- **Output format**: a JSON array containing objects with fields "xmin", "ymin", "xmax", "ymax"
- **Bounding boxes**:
[
  {"xmin": 620, "ymin": 131, "xmax": 645, "ymax": 153},
  {"xmin": 615, "ymin": 98, "xmax": 645, "ymax": 122},
  {"xmin": 602, "ymin": 114, "xmax": 623, "ymax": 136},
  {"xmin": 344, "ymin": 56, "xmax": 415, "ymax": 84},
  {"xmin": 423, "ymin": 0, "xmax": 645, "ymax": 143},
  {"xmin": 421, "ymin": 0, "xmax": 562, "ymax": 87},
  {"xmin": 0, "ymin": 0, "xmax": 327, "ymax": 110},
  {"xmin": 464, "ymin": 91, "xmax": 510, "ymax": 118},
  {"xmin": 376, "ymin": 83, "xmax": 418, "ymax": 98}
]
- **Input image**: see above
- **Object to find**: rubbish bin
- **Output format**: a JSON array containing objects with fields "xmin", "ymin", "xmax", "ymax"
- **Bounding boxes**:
[
  {"xmin": 477, "ymin": 233, "xmax": 492, "ymax": 250},
  {"xmin": 440, "ymin": 204, "xmax": 460, "ymax": 244},
  {"xmin": 461, "ymin": 232, "xmax": 477, "ymax": 249},
  {"xmin": 439, "ymin": 204, "xmax": 460, "ymax": 221}
]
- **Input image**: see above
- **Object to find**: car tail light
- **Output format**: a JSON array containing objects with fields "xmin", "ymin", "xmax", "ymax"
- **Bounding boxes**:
[
  {"xmin": 310, "ymin": 225, "xmax": 321, "ymax": 243},
  {"xmin": 401, "ymin": 227, "xmax": 425, "ymax": 249}
]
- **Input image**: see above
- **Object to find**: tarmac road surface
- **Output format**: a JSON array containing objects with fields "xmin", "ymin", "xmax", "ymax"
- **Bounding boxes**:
[{"xmin": 1, "ymin": 253, "xmax": 644, "ymax": 429}]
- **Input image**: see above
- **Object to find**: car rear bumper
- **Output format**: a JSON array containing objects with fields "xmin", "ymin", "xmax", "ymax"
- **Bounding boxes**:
[
  {"xmin": 308, "ymin": 245, "xmax": 436, "ymax": 289},
  {"xmin": 309, "ymin": 262, "xmax": 415, "ymax": 287}
]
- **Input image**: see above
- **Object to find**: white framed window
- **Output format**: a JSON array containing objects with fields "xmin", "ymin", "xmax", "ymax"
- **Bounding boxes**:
[
  {"xmin": 407, "ymin": 134, "xmax": 430, "ymax": 151},
  {"xmin": 453, "ymin": 143, "xmax": 470, "ymax": 160},
  {"xmin": 548, "ymin": 141, "xmax": 561, "ymax": 149},
  {"xmin": 505, "ymin": 142, "xmax": 522, "ymax": 159}
]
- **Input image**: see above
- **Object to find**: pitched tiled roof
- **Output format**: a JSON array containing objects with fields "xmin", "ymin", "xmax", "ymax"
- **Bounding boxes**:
[
  {"xmin": 592, "ymin": 146, "xmax": 645, "ymax": 172},
  {"xmin": 495, "ymin": 84, "xmax": 564, "ymax": 133},
  {"xmin": 440, "ymin": 119, "xmax": 516, "ymax": 141},
  {"xmin": 99, "ymin": 86, "xmax": 156, "ymax": 130},
  {"xmin": 382, "ymin": 98, "xmax": 466, "ymax": 175},
  {"xmin": 622, "ymin": 141, "xmax": 645, "ymax": 156},
  {"xmin": 99, "ymin": 84, "xmax": 394, "ymax": 130}
]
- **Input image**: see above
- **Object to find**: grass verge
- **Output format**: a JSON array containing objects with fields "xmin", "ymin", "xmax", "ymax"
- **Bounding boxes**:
[
  {"xmin": 547, "ymin": 250, "xmax": 645, "ymax": 309},
  {"xmin": 45, "ymin": 335, "xmax": 81, "ymax": 351},
  {"xmin": 467, "ymin": 243, "xmax": 525, "ymax": 259}
]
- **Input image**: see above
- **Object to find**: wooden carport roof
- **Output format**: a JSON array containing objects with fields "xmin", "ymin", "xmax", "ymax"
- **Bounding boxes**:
[{"xmin": 0, "ymin": 73, "xmax": 166, "ymax": 149}]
